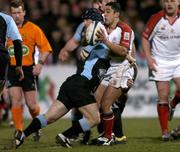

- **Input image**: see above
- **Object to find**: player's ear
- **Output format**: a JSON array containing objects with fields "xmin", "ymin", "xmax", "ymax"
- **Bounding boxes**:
[{"xmin": 23, "ymin": 10, "xmax": 26, "ymax": 16}]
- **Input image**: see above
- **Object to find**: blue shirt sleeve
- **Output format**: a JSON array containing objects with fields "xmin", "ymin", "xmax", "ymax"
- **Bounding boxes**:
[
  {"xmin": 73, "ymin": 22, "xmax": 109, "ymax": 59},
  {"xmin": 3, "ymin": 14, "xmax": 22, "ymax": 41},
  {"xmin": 73, "ymin": 22, "xmax": 85, "ymax": 42}
]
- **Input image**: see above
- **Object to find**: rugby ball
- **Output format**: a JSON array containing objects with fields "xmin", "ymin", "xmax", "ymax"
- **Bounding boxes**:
[{"xmin": 85, "ymin": 21, "xmax": 107, "ymax": 45}]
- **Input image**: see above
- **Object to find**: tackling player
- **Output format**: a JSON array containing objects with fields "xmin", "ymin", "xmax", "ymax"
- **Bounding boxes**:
[{"xmin": 13, "ymin": 8, "xmax": 110, "ymax": 149}]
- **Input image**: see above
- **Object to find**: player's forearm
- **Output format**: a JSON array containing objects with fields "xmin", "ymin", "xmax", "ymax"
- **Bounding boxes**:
[
  {"xmin": 142, "ymin": 37, "xmax": 152, "ymax": 61},
  {"xmin": 126, "ymin": 54, "xmax": 136, "ymax": 64},
  {"xmin": 63, "ymin": 38, "xmax": 80, "ymax": 52},
  {"xmin": 13, "ymin": 39, "xmax": 22, "ymax": 67},
  {"xmin": 131, "ymin": 43, "xmax": 136, "ymax": 58},
  {"xmin": 38, "ymin": 52, "xmax": 50, "ymax": 64},
  {"xmin": 105, "ymin": 40, "xmax": 128, "ymax": 57}
]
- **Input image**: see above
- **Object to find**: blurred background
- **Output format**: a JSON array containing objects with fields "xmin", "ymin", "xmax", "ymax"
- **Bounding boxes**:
[{"xmin": 1, "ymin": 0, "xmax": 178, "ymax": 118}]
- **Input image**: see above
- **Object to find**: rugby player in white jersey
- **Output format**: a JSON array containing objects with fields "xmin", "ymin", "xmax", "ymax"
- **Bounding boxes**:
[
  {"xmin": 57, "ymin": 0, "xmax": 131, "ymax": 146},
  {"xmin": 95, "ymin": 2, "xmax": 137, "ymax": 145},
  {"xmin": 142, "ymin": 0, "xmax": 180, "ymax": 141}
]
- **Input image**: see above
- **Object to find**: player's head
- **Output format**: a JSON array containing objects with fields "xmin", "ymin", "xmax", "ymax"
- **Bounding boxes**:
[
  {"xmin": 92, "ymin": 0, "xmax": 103, "ymax": 10},
  {"xmin": 92, "ymin": 0, "xmax": 117, "ymax": 12},
  {"xmin": 101, "ymin": 0, "xmax": 117, "ymax": 12},
  {"xmin": 161, "ymin": 0, "xmax": 180, "ymax": 16},
  {"xmin": 81, "ymin": 8, "xmax": 103, "ymax": 26},
  {"xmin": 10, "ymin": 0, "xmax": 25, "ymax": 26},
  {"xmin": 104, "ymin": 2, "xmax": 120, "ymax": 26}
]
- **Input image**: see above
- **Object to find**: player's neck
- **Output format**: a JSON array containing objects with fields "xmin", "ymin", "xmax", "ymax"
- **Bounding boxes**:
[
  {"xmin": 165, "ymin": 10, "xmax": 178, "ymax": 24},
  {"xmin": 17, "ymin": 20, "xmax": 25, "ymax": 28},
  {"xmin": 165, "ymin": 9, "xmax": 178, "ymax": 18},
  {"xmin": 17, "ymin": 24, "xmax": 23, "ymax": 28},
  {"xmin": 107, "ymin": 19, "xmax": 119, "ymax": 33}
]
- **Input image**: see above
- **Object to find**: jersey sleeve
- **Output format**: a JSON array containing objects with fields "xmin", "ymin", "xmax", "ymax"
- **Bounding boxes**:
[
  {"xmin": 6, "ymin": 15, "xmax": 22, "ymax": 41},
  {"xmin": 73, "ymin": 22, "xmax": 85, "ymax": 42},
  {"xmin": 142, "ymin": 11, "xmax": 163, "ymax": 40},
  {"xmin": 118, "ymin": 23, "xmax": 134, "ymax": 50},
  {"xmin": 34, "ymin": 25, "xmax": 52, "ymax": 53}
]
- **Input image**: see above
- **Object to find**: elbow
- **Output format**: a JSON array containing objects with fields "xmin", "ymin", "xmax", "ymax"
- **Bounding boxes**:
[{"xmin": 121, "ymin": 47, "xmax": 128, "ymax": 57}]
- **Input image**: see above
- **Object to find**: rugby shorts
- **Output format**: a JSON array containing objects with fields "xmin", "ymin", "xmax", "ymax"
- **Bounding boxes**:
[
  {"xmin": 149, "ymin": 57, "xmax": 180, "ymax": 81},
  {"xmin": 8, "ymin": 66, "xmax": 37, "ymax": 91},
  {"xmin": 0, "ymin": 51, "xmax": 9, "ymax": 80},
  {"xmin": 101, "ymin": 62, "xmax": 137, "ymax": 92},
  {"xmin": 57, "ymin": 74, "xmax": 96, "ymax": 110}
]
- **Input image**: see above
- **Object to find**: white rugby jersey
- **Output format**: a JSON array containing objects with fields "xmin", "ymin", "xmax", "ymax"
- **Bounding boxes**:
[
  {"xmin": 142, "ymin": 10, "xmax": 180, "ymax": 60},
  {"xmin": 107, "ymin": 21, "xmax": 134, "ymax": 64}
]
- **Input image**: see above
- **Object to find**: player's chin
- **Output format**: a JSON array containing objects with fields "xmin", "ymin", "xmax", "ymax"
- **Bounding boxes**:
[{"xmin": 165, "ymin": 8, "xmax": 176, "ymax": 16}]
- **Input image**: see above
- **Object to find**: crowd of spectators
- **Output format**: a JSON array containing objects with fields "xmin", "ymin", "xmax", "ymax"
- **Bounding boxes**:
[{"xmin": 1, "ymin": 0, "xmax": 161, "ymax": 67}]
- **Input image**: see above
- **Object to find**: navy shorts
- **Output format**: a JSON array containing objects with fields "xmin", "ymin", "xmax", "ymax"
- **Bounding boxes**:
[
  {"xmin": 57, "ymin": 74, "xmax": 96, "ymax": 110},
  {"xmin": 0, "ymin": 51, "xmax": 9, "ymax": 80},
  {"xmin": 8, "ymin": 66, "xmax": 37, "ymax": 91}
]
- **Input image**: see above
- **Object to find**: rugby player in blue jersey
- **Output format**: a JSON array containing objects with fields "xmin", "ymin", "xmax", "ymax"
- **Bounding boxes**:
[
  {"xmin": 13, "ymin": 8, "xmax": 110, "ymax": 149},
  {"xmin": 0, "ymin": 12, "xmax": 24, "ymax": 95}
]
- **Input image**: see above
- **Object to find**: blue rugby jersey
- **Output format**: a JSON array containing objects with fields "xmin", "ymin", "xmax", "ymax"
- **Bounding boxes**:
[
  {"xmin": 73, "ymin": 22, "xmax": 109, "ymax": 80},
  {"xmin": 0, "ymin": 12, "xmax": 21, "ymax": 52}
]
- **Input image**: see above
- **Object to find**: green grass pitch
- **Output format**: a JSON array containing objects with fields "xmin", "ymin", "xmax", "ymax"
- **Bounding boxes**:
[{"xmin": 0, "ymin": 118, "xmax": 180, "ymax": 152}]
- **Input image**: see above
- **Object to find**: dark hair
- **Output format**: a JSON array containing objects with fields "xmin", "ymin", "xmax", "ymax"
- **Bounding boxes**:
[
  {"xmin": 93, "ymin": 0, "xmax": 102, "ymax": 3},
  {"xmin": 106, "ymin": 2, "xmax": 121, "ymax": 13},
  {"xmin": 10, "ymin": 0, "xmax": 25, "ymax": 10},
  {"xmin": 81, "ymin": 8, "xmax": 103, "ymax": 22}
]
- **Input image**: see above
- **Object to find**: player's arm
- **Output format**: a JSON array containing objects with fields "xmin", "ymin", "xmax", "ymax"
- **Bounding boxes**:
[
  {"xmin": 96, "ymin": 29, "xmax": 128, "ymax": 56},
  {"xmin": 13, "ymin": 40, "xmax": 24, "ymax": 80},
  {"xmin": 59, "ymin": 22, "xmax": 84, "ymax": 62},
  {"xmin": 33, "ymin": 51, "xmax": 51, "ymax": 76},
  {"xmin": 63, "ymin": 38, "xmax": 80, "ymax": 52},
  {"xmin": 96, "ymin": 28, "xmax": 129, "ymax": 57},
  {"xmin": 106, "ymin": 41, "xmax": 128, "ymax": 56},
  {"xmin": 38, "ymin": 51, "xmax": 50, "ymax": 65},
  {"xmin": 12, "ymin": 40, "xmax": 22, "ymax": 67},
  {"xmin": 131, "ymin": 42, "xmax": 136, "ymax": 58},
  {"xmin": 7, "ymin": 15, "xmax": 24, "ymax": 80},
  {"xmin": 33, "ymin": 25, "xmax": 52, "ymax": 75},
  {"xmin": 58, "ymin": 38, "xmax": 80, "ymax": 62},
  {"xmin": 141, "ymin": 37, "xmax": 156, "ymax": 71},
  {"xmin": 141, "ymin": 13, "xmax": 160, "ymax": 71},
  {"xmin": 141, "ymin": 37, "xmax": 151, "ymax": 61},
  {"xmin": 102, "ymin": 37, "xmax": 136, "ymax": 65},
  {"xmin": 125, "ymin": 42, "xmax": 136, "ymax": 65}
]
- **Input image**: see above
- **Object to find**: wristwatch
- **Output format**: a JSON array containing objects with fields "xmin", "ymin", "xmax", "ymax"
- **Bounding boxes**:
[{"xmin": 38, "ymin": 60, "xmax": 44, "ymax": 65}]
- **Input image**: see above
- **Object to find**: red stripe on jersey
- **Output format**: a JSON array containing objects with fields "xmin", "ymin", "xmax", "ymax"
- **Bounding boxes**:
[
  {"xmin": 142, "ymin": 10, "xmax": 164, "ymax": 40},
  {"xmin": 117, "ymin": 22, "xmax": 132, "ymax": 49}
]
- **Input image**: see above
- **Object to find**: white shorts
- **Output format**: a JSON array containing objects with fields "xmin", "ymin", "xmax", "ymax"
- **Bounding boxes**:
[
  {"xmin": 149, "ymin": 57, "xmax": 180, "ymax": 81},
  {"xmin": 101, "ymin": 62, "xmax": 136, "ymax": 89}
]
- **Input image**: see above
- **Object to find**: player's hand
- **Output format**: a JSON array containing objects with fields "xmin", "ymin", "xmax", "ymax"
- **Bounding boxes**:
[
  {"xmin": 59, "ymin": 49, "xmax": 69, "ymax": 62},
  {"xmin": 126, "ymin": 54, "xmax": 136, "ymax": 67},
  {"xmin": 15, "ymin": 66, "xmax": 24, "ymax": 81},
  {"xmin": 147, "ymin": 57, "xmax": 157, "ymax": 72},
  {"xmin": 96, "ymin": 28, "xmax": 108, "ymax": 43},
  {"xmin": 33, "ymin": 64, "xmax": 42, "ymax": 76},
  {"xmin": 127, "ymin": 79, "xmax": 134, "ymax": 87}
]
